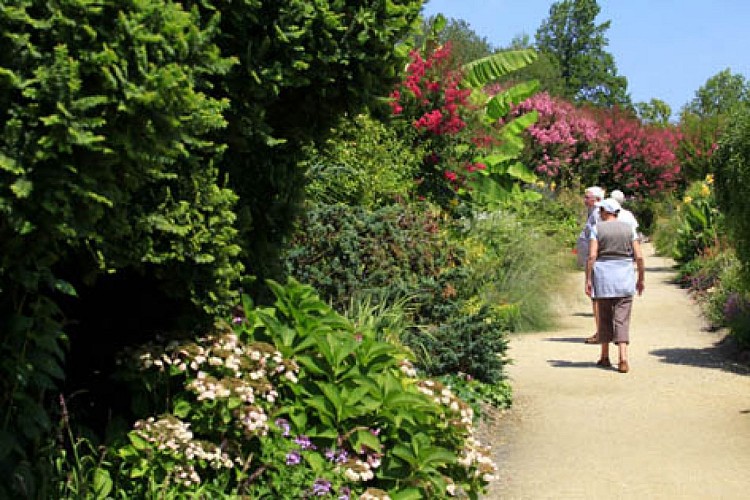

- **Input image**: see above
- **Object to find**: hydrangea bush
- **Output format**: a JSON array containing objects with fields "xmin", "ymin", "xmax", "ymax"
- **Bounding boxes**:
[{"xmin": 111, "ymin": 279, "xmax": 497, "ymax": 498}]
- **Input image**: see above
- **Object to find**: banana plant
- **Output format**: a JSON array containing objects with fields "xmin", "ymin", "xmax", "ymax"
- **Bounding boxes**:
[{"xmin": 460, "ymin": 50, "xmax": 542, "ymax": 208}]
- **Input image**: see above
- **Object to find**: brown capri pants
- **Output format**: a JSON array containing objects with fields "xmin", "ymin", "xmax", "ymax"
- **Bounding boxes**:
[{"xmin": 596, "ymin": 296, "xmax": 633, "ymax": 344}]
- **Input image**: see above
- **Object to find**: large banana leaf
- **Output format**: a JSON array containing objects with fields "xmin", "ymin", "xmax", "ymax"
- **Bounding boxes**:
[
  {"xmin": 486, "ymin": 80, "xmax": 540, "ymax": 120},
  {"xmin": 506, "ymin": 161, "xmax": 537, "ymax": 184},
  {"xmin": 497, "ymin": 111, "xmax": 538, "ymax": 151},
  {"xmin": 461, "ymin": 49, "xmax": 538, "ymax": 89},
  {"xmin": 459, "ymin": 49, "xmax": 540, "ymax": 209},
  {"xmin": 471, "ymin": 175, "xmax": 542, "ymax": 210}
]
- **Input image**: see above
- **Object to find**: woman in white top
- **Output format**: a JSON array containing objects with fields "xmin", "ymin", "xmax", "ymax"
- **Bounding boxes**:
[{"xmin": 610, "ymin": 189, "xmax": 639, "ymax": 233}]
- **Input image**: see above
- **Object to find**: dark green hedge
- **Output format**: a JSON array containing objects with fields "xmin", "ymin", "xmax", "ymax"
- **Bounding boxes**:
[
  {"xmin": 282, "ymin": 203, "xmax": 511, "ymax": 383},
  {"xmin": 714, "ymin": 106, "xmax": 750, "ymax": 273},
  {"xmin": 188, "ymin": 0, "xmax": 424, "ymax": 286},
  {"xmin": 0, "ymin": 0, "xmax": 424, "ymax": 491}
]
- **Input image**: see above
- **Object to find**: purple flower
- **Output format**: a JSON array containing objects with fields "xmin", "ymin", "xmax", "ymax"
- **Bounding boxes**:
[
  {"xmin": 311, "ymin": 479, "xmax": 332, "ymax": 496},
  {"xmin": 338, "ymin": 487, "xmax": 351, "ymax": 500},
  {"xmin": 325, "ymin": 446, "xmax": 350, "ymax": 463},
  {"xmin": 369, "ymin": 427, "xmax": 381, "ymax": 436},
  {"xmin": 335, "ymin": 449, "xmax": 349, "ymax": 463},
  {"xmin": 275, "ymin": 418, "xmax": 291, "ymax": 437},
  {"xmin": 285, "ymin": 451, "xmax": 301, "ymax": 466},
  {"xmin": 724, "ymin": 292, "xmax": 747, "ymax": 322},
  {"xmin": 294, "ymin": 435, "xmax": 317, "ymax": 450}
]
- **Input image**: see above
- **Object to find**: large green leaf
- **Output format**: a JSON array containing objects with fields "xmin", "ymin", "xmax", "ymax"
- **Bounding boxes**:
[
  {"xmin": 486, "ymin": 80, "xmax": 540, "ymax": 120},
  {"xmin": 507, "ymin": 161, "xmax": 537, "ymax": 183},
  {"xmin": 461, "ymin": 49, "xmax": 538, "ymax": 89}
]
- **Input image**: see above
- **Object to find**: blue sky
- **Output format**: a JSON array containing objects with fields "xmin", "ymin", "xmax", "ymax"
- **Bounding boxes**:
[{"xmin": 421, "ymin": 0, "xmax": 750, "ymax": 115}]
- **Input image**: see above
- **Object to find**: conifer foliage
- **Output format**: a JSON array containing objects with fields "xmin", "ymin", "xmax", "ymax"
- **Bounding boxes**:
[{"xmin": 0, "ymin": 1, "xmax": 423, "ymax": 491}]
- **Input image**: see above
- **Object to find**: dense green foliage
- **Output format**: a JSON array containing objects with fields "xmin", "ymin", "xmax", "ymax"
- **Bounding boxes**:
[
  {"xmin": 184, "ymin": 0, "xmax": 424, "ymax": 284},
  {"xmin": 281, "ymin": 203, "xmax": 512, "ymax": 383},
  {"xmin": 713, "ymin": 106, "xmax": 750, "ymax": 275},
  {"xmin": 106, "ymin": 279, "xmax": 497, "ymax": 498},
  {"xmin": 535, "ymin": 0, "xmax": 630, "ymax": 107},
  {"xmin": 409, "ymin": 306, "xmax": 510, "ymax": 383},
  {"xmin": 303, "ymin": 114, "xmax": 424, "ymax": 208},
  {"xmin": 283, "ymin": 203, "xmax": 458, "ymax": 314},
  {"xmin": 682, "ymin": 69, "xmax": 750, "ymax": 118},
  {"xmin": 0, "ymin": 1, "xmax": 242, "ymax": 488},
  {"xmin": 0, "ymin": 0, "xmax": 425, "ymax": 493}
]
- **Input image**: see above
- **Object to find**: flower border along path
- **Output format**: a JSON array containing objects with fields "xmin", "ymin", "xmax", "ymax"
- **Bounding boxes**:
[{"xmin": 483, "ymin": 243, "xmax": 750, "ymax": 499}]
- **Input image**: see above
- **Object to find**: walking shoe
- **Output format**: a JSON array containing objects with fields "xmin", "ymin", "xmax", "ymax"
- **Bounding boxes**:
[
  {"xmin": 596, "ymin": 358, "xmax": 611, "ymax": 368},
  {"xmin": 618, "ymin": 360, "xmax": 629, "ymax": 373}
]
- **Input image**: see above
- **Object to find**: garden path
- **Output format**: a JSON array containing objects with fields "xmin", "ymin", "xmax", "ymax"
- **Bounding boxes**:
[{"xmin": 482, "ymin": 243, "xmax": 750, "ymax": 499}]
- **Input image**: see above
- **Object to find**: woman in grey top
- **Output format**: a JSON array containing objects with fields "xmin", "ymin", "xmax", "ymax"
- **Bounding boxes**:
[{"xmin": 585, "ymin": 198, "xmax": 645, "ymax": 373}]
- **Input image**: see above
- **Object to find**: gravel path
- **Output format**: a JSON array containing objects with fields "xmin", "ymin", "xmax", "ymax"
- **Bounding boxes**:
[{"xmin": 482, "ymin": 244, "xmax": 750, "ymax": 499}]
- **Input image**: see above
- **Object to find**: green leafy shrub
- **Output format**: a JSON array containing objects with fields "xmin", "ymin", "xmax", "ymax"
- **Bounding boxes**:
[
  {"xmin": 406, "ymin": 305, "xmax": 510, "ymax": 384},
  {"xmin": 283, "ymin": 202, "xmax": 516, "ymax": 384},
  {"xmin": 304, "ymin": 114, "xmax": 425, "ymax": 209},
  {"xmin": 664, "ymin": 177, "xmax": 722, "ymax": 263},
  {"xmin": 0, "ymin": 1, "xmax": 242, "ymax": 491},
  {"xmin": 714, "ymin": 106, "xmax": 750, "ymax": 276},
  {"xmin": 283, "ymin": 203, "xmax": 462, "ymax": 315},
  {"xmin": 108, "ymin": 279, "xmax": 498, "ymax": 498}
]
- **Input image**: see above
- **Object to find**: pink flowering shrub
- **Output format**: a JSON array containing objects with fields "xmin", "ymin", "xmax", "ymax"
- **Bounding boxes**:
[
  {"xmin": 514, "ymin": 93, "xmax": 683, "ymax": 198},
  {"xmin": 390, "ymin": 43, "xmax": 490, "ymax": 205},
  {"xmin": 511, "ymin": 92, "xmax": 606, "ymax": 187},
  {"xmin": 596, "ymin": 107, "xmax": 682, "ymax": 197}
]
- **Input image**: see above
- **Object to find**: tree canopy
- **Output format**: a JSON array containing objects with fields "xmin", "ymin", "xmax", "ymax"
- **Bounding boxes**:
[
  {"xmin": 423, "ymin": 16, "xmax": 494, "ymax": 66},
  {"xmin": 535, "ymin": 0, "xmax": 630, "ymax": 107},
  {"xmin": 636, "ymin": 98, "xmax": 673, "ymax": 127},
  {"xmin": 682, "ymin": 68, "xmax": 749, "ymax": 118}
]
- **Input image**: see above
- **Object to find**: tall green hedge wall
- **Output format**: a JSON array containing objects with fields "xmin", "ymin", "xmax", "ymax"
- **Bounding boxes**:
[{"xmin": 0, "ymin": 0, "xmax": 423, "ymax": 483}]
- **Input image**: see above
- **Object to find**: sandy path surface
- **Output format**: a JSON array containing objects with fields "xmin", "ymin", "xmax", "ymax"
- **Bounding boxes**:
[{"xmin": 483, "ymin": 244, "xmax": 750, "ymax": 499}]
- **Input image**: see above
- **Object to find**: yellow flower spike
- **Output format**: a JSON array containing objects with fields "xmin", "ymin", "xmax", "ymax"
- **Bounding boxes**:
[
  {"xmin": 449, "ymin": 198, "xmax": 459, "ymax": 207},
  {"xmin": 700, "ymin": 184, "xmax": 710, "ymax": 197},
  {"xmin": 705, "ymin": 174, "xmax": 714, "ymax": 184},
  {"xmin": 550, "ymin": 182, "xmax": 556, "ymax": 191},
  {"xmin": 683, "ymin": 196, "xmax": 693, "ymax": 204}
]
